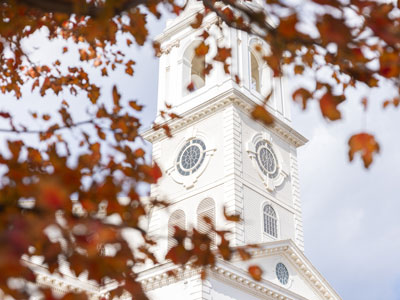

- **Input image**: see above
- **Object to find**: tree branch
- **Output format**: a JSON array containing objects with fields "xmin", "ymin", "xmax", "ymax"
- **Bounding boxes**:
[{"xmin": 0, "ymin": 119, "xmax": 94, "ymax": 134}]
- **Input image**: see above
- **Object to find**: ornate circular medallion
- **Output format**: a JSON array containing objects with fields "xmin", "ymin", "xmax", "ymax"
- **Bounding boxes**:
[
  {"xmin": 176, "ymin": 139, "xmax": 206, "ymax": 176},
  {"xmin": 255, "ymin": 140, "xmax": 278, "ymax": 178},
  {"xmin": 276, "ymin": 263, "xmax": 289, "ymax": 285}
]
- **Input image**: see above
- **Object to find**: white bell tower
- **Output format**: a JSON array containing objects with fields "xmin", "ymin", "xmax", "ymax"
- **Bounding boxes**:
[
  {"xmin": 142, "ymin": 2, "xmax": 342, "ymax": 300},
  {"xmin": 147, "ymin": 0, "xmax": 305, "ymax": 253}
]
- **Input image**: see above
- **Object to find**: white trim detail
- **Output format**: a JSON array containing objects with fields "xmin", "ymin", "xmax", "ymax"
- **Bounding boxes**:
[
  {"xmin": 166, "ymin": 127, "xmax": 216, "ymax": 189},
  {"xmin": 247, "ymin": 132, "xmax": 288, "ymax": 192}
]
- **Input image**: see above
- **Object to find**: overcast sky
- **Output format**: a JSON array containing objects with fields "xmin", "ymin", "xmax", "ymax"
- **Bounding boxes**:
[
  {"xmin": 1, "ymin": 7, "xmax": 398, "ymax": 300},
  {"xmin": 128, "ymin": 11, "xmax": 400, "ymax": 300}
]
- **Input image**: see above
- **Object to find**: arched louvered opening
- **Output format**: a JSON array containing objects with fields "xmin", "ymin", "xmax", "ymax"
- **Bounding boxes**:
[
  {"xmin": 263, "ymin": 204, "xmax": 278, "ymax": 238},
  {"xmin": 182, "ymin": 41, "xmax": 206, "ymax": 96},
  {"xmin": 197, "ymin": 198, "xmax": 216, "ymax": 245},
  {"xmin": 168, "ymin": 209, "xmax": 186, "ymax": 250},
  {"xmin": 250, "ymin": 51, "xmax": 261, "ymax": 93},
  {"xmin": 191, "ymin": 53, "xmax": 205, "ymax": 90}
]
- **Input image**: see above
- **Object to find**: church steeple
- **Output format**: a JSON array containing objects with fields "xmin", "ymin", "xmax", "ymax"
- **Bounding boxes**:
[
  {"xmin": 154, "ymin": 0, "xmax": 292, "ymax": 125},
  {"xmin": 144, "ymin": 1, "xmax": 307, "ymax": 261}
]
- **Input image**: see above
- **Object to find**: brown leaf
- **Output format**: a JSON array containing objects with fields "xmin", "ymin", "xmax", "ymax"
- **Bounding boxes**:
[
  {"xmin": 277, "ymin": 14, "xmax": 299, "ymax": 39},
  {"xmin": 294, "ymin": 64, "xmax": 304, "ymax": 75},
  {"xmin": 191, "ymin": 13, "xmax": 204, "ymax": 29},
  {"xmin": 223, "ymin": 206, "xmax": 241, "ymax": 222},
  {"xmin": 293, "ymin": 88, "xmax": 312, "ymax": 109}
]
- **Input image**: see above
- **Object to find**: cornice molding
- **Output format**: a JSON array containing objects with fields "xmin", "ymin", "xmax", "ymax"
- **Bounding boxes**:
[
  {"xmin": 142, "ymin": 89, "xmax": 307, "ymax": 149},
  {"xmin": 137, "ymin": 240, "xmax": 341, "ymax": 300},
  {"xmin": 22, "ymin": 240, "xmax": 341, "ymax": 300},
  {"xmin": 22, "ymin": 259, "xmax": 115, "ymax": 299}
]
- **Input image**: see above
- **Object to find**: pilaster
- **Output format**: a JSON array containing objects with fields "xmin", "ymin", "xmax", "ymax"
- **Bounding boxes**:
[
  {"xmin": 223, "ymin": 105, "xmax": 245, "ymax": 246},
  {"xmin": 289, "ymin": 147, "xmax": 304, "ymax": 251},
  {"xmin": 188, "ymin": 276, "xmax": 212, "ymax": 300}
]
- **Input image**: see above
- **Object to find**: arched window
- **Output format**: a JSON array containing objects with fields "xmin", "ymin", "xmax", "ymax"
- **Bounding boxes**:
[
  {"xmin": 250, "ymin": 52, "xmax": 261, "ymax": 93},
  {"xmin": 197, "ymin": 198, "xmax": 215, "ymax": 244},
  {"xmin": 183, "ymin": 41, "xmax": 206, "ymax": 96},
  {"xmin": 191, "ymin": 53, "xmax": 205, "ymax": 90},
  {"xmin": 168, "ymin": 209, "xmax": 186, "ymax": 250},
  {"xmin": 263, "ymin": 204, "xmax": 278, "ymax": 238}
]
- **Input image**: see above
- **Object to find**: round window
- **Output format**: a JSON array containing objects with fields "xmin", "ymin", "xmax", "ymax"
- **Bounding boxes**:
[
  {"xmin": 276, "ymin": 263, "xmax": 289, "ymax": 285},
  {"xmin": 255, "ymin": 140, "xmax": 278, "ymax": 178},
  {"xmin": 176, "ymin": 139, "xmax": 206, "ymax": 176}
]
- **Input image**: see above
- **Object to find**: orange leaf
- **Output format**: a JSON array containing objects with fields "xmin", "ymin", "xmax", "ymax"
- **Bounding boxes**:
[
  {"xmin": 348, "ymin": 133, "xmax": 380, "ymax": 168},
  {"xmin": 214, "ymin": 47, "xmax": 231, "ymax": 62},
  {"xmin": 319, "ymin": 93, "xmax": 343, "ymax": 121},
  {"xmin": 134, "ymin": 148, "xmax": 145, "ymax": 158},
  {"xmin": 361, "ymin": 97, "xmax": 368, "ymax": 111},
  {"xmin": 195, "ymin": 42, "xmax": 209, "ymax": 56},
  {"xmin": 251, "ymin": 105, "xmax": 273, "ymax": 125},
  {"xmin": 223, "ymin": 206, "xmax": 241, "ymax": 222},
  {"xmin": 112, "ymin": 85, "xmax": 121, "ymax": 104},
  {"xmin": 248, "ymin": 265, "xmax": 263, "ymax": 281},
  {"xmin": 237, "ymin": 248, "xmax": 251, "ymax": 261},
  {"xmin": 129, "ymin": 100, "xmax": 143, "ymax": 111}
]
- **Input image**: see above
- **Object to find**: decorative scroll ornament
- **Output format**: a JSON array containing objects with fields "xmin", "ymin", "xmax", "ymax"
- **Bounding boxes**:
[
  {"xmin": 166, "ymin": 127, "xmax": 216, "ymax": 189},
  {"xmin": 247, "ymin": 132, "xmax": 288, "ymax": 192}
]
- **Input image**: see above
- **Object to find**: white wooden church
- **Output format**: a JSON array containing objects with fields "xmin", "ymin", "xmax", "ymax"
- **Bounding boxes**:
[{"xmin": 27, "ymin": 1, "xmax": 342, "ymax": 299}]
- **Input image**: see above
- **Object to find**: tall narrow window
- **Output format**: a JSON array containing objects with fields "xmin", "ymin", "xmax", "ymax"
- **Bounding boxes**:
[
  {"xmin": 250, "ymin": 52, "xmax": 261, "ymax": 93},
  {"xmin": 191, "ymin": 53, "xmax": 205, "ymax": 90},
  {"xmin": 263, "ymin": 204, "xmax": 278, "ymax": 238},
  {"xmin": 197, "ymin": 198, "xmax": 215, "ymax": 244},
  {"xmin": 168, "ymin": 209, "xmax": 186, "ymax": 250}
]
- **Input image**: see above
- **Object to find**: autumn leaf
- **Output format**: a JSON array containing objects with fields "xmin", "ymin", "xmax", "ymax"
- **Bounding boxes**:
[
  {"xmin": 319, "ymin": 92, "xmax": 343, "ymax": 121},
  {"xmin": 191, "ymin": 13, "xmax": 204, "ymax": 29},
  {"xmin": 317, "ymin": 14, "xmax": 351, "ymax": 46},
  {"xmin": 129, "ymin": 100, "xmax": 143, "ymax": 111},
  {"xmin": 223, "ymin": 206, "xmax": 241, "ymax": 222},
  {"xmin": 251, "ymin": 105, "xmax": 273, "ymax": 125},
  {"xmin": 248, "ymin": 265, "xmax": 263, "ymax": 281},
  {"xmin": 277, "ymin": 14, "xmax": 298, "ymax": 39},
  {"xmin": 292, "ymin": 88, "xmax": 312, "ymax": 109},
  {"xmin": 294, "ymin": 65, "xmax": 305, "ymax": 75},
  {"xmin": 187, "ymin": 82, "xmax": 195, "ymax": 92},
  {"xmin": 214, "ymin": 47, "xmax": 231, "ymax": 62},
  {"xmin": 348, "ymin": 133, "xmax": 380, "ymax": 168},
  {"xmin": 237, "ymin": 248, "xmax": 251, "ymax": 261},
  {"xmin": 195, "ymin": 42, "xmax": 209, "ymax": 56}
]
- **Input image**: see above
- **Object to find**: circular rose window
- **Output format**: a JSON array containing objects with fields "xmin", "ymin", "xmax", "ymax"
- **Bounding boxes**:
[
  {"xmin": 255, "ymin": 140, "xmax": 278, "ymax": 178},
  {"xmin": 176, "ymin": 139, "xmax": 206, "ymax": 176},
  {"xmin": 276, "ymin": 263, "xmax": 289, "ymax": 285}
]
